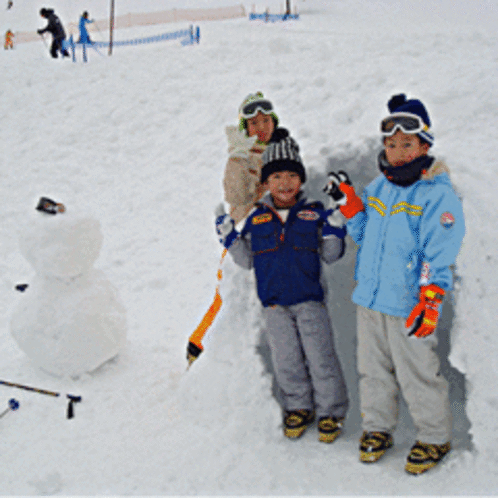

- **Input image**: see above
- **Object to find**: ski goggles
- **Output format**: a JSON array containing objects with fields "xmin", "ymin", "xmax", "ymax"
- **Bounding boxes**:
[
  {"xmin": 380, "ymin": 113, "xmax": 430, "ymax": 136},
  {"xmin": 239, "ymin": 98, "xmax": 274, "ymax": 119}
]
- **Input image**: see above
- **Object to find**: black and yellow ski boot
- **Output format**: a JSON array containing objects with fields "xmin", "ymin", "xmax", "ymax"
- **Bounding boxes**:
[
  {"xmin": 318, "ymin": 416, "xmax": 344, "ymax": 443},
  {"xmin": 283, "ymin": 409, "xmax": 315, "ymax": 439},
  {"xmin": 359, "ymin": 431, "xmax": 394, "ymax": 463},
  {"xmin": 405, "ymin": 441, "xmax": 451, "ymax": 475}
]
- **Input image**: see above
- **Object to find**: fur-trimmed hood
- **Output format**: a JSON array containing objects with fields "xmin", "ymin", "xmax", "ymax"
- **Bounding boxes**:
[{"xmin": 422, "ymin": 159, "xmax": 450, "ymax": 180}]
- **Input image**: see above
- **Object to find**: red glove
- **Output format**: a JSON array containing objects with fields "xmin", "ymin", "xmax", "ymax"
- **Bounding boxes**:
[
  {"xmin": 338, "ymin": 183, "xmax": 364, "ymax": 219},
  {"xmin": 406, "ymin": 284, "xmax": 445, "ymax": 338}
]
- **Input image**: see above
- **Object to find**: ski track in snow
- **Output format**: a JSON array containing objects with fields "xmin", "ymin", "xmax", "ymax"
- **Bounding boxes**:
[{"xmin": 1, "ymin": 0, "xmax": 498, "ymax": 494}]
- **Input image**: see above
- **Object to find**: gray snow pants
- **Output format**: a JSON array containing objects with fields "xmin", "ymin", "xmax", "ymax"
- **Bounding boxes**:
[
  {"xmin": 262, "ymin": 301, "xmax": 349, "ymax": 419},
  {"xmin": 357, "ymin": 305, "xmax": 452, "ymax": 444}
]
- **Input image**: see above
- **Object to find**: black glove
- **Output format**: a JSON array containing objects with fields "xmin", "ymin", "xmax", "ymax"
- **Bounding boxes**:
[{"xmin": 324, "ymin": 171, "xmax": 350, "ymax": 204}]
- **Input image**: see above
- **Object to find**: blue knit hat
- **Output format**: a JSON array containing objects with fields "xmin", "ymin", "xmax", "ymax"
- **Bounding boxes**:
[{"xmin": 386, "ymin": 94, "xmax": 434, "ymax": 145}]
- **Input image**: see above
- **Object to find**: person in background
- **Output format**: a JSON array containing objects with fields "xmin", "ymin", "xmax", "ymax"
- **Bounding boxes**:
[
  {"xmin": 37, "ymin": 7, "xmax": 69, "ymax": 58},
  {"xmin": 78, "ymin": 11, "xmax": 94, "ymax": 44},
  {"xmin": 4, "ymin": 29, "xmax": 14, "ymax": 49}
]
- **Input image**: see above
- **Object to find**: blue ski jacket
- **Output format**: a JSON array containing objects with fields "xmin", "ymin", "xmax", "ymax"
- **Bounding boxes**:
[
  {"xmin": 78, "ymin": 16, "xmax": 94, "ymax": 43},
  {"xmin": 228, "ymin": 193, "xmax": 346, "ymax": 307},
  {"xmin": 347, "ymin": 159, "xmax": 465, "ymax": 318}
]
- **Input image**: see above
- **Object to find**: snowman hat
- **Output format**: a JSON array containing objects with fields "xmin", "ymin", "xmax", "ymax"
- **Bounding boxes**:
[{"xmin": 36, "ymin": 197, "xmax": 66, "ymax": 215}]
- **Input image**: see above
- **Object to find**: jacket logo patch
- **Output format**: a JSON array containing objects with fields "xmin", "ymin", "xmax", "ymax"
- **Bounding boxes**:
[
  {"xmin": 253, "ymin": 213, "xmax": 272, "ymax": 225},
  {"xmin": 440, "ymin": 212, "xmax": 455, "ymax": 229},
  {"xmin": 297, "ymin": 210, "xmax": 319, "ymax": 221}
]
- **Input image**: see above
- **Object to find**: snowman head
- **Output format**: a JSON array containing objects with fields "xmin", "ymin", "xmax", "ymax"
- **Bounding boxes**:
[{"xmin": 20, "ymin": 198, "xmax": 103, "ymax": 278}]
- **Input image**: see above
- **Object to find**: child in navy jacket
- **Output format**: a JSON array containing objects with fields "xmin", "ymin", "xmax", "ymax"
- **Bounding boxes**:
[{"xmin": 216, "ymin": 128, "xmax": 349, "ymax": 442}]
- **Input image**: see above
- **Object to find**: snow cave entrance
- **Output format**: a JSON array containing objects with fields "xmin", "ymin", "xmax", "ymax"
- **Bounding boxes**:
[{"xmin": 256, "ymin": 138, "xmax": 472, "ymax": 451}]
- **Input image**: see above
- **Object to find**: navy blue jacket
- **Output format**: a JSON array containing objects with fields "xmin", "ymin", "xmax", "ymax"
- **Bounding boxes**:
[
  {"xmin": 39, "ymin": 10, "xmax": 66, "ymax": 40},
  {"xmin": 228, "ymin": 193, "xmax": 345, "ymax": 307}
]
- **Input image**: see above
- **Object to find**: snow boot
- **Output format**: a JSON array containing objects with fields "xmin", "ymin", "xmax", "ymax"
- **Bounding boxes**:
[
  {"xmin": 318, "ymin": 416, "xmax": 344, "ymax": 443},
  {"xmin": 359, "ymin": 431, "xmax": 393, "ymax": 463},
  {"xmin": 283, "ymin": 409, "xmax": 315, "ymax": 439},
  {"xmin": 405, "ymin": 441, "xmax": 451, "ymax": 475}
]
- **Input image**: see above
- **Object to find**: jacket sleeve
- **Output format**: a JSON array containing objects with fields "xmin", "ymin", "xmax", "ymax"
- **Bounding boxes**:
[
  {"xmin": 227, "ymin": 224, "xmax": 253, "ymax": 269},
  {"xmin": 223, "ymin": 156, "xmax": 266, "ymax": 224},
  {"xmin": 345, "ymin": 188, "xmax": 369, "ymax": 245},
  {"xmin": 320, "ymin": 233, "xmax": 345, "ymax": 264},
  {"xmin": 419, "ymin": 186, "xmax": 465, "ymax": 290}
]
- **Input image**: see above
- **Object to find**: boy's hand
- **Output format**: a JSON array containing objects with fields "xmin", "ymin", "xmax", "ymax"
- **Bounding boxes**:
[
  {"xmin": 225, "ymin": 125, "xmax": 258, "ymax": 159},
  {"xmin": 406, "ymin": 284, "xmax": 445, "ymax": 338},
  {"xmin": 324, "ymin": 171, "xmax": 364, "ymax": 219},
  {"xmin": 215, "ymin": 203, "xmax": 238, "ymax": 249},
  {"xmin": 324, "ymin": 171, "xmax": 348, "ymax": 205}
]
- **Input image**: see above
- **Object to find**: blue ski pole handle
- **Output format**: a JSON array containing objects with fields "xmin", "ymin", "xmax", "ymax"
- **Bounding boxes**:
[
  {"xmin": 9, "ymin": 398, "xmax": 20, "ymax": 411},
  {"xmin": 0, "ymin": 398, "xmax": 19, "ymax": 418}
]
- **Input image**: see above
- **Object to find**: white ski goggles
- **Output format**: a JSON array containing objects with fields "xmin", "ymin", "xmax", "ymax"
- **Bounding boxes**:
[
  {"xmin": 380, "ymin": 112, "xmax": 429, "ymax": 136},
  {"xmin": 239, "ymin": 99, "xmax": 274, "ymax": 119}
]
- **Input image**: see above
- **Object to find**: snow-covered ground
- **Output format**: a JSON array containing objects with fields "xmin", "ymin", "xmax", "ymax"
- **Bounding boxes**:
[{"xmin": 1, "ymin": 0, "xmax": 497, "ymax": 494}]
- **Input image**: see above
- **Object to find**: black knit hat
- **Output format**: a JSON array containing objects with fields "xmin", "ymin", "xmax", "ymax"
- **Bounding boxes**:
[{"xmin": 261, "ymin": 128, "xmax": 306, "ymax": 184}]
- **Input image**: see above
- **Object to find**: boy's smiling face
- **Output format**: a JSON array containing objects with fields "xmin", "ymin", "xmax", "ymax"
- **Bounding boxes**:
[
  {"xmin": 384, "ymin": 130, "xmax": 430, "ymax": 167},
  {"xmin": 265, "ymin": 171, "xmax": 302, "ymax": 208}
]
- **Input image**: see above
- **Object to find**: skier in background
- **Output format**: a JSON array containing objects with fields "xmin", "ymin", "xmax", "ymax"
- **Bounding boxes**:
[
  {"xmin": 4, "ymin": 29, "xmax": 14, "ymax": 49},
  {"xmin": 78, "ymin": 11, "xmax": 94, "ymax": 44},
  {"xmin": 37, "ymin": 7, "xmax": 69, "ymax": 58}
]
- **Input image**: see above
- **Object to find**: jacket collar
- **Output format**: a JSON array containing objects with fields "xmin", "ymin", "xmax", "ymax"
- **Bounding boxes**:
[
  {"xmin": 378, "ymin": 151, "xmax": 435, "ymax": 187},
  {"xmin": 259, "ymin": 191, "xmax": 306, "ymax": 211}
]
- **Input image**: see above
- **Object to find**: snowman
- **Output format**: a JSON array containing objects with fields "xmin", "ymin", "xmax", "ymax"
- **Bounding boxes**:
[{"xmin": 10, "ymin": 197, "xmax": 127, "ymax": 377}]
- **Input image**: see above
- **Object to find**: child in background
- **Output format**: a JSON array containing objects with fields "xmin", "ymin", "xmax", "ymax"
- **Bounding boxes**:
[
  {"xmin": 78, "ymin": 11, "xmax": 94, "ymax": 44},
  {"xmin": 223, "ymin": 92, "xmax": 279, "ymax": 225},
  {"xmin": 216, "ymin": 128, "xmax": 349, "ymax": 442},
  {"xmin": 325, "ymin": 94, "xmax": 465, "ymax": 474},
  {"xmin": 4, "ymin": 29, "xmax": 14, "ymax": 49}
]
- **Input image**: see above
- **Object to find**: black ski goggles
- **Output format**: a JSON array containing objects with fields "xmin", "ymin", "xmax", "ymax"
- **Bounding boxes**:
[
  {"xmin": 380, "ymin": 113, "xmax": 429, "ymax": 136},
  {"xmin": 240, "ymin": 99, "xmax": 274, "ymax": 119}
]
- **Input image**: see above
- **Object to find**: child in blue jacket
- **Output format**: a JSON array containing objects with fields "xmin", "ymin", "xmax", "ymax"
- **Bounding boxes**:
[
  {"xmin": 78, "ymin": 11, "xmax": 94, "ymax": 44},
  {"xmin": 325, "ymin": 94, "xmax": 465, "ymax": 474},
  {"xmin": 216, "ymin": 128, "xmax": 349, "ymax": 442}
]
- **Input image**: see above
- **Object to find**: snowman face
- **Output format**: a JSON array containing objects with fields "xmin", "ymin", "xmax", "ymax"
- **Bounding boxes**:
[{"xmin": 20, "ymin": 212, "xmax": 103, "ymax": 278}]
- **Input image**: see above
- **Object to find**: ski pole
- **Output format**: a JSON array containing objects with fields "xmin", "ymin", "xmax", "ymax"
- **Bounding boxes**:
[
  {"xmin": 38, "ymin": 32, "xmax": 48, "ymax": 48},
  {"xmin": 0, "ymin": 398, "xmax": 20, "ymax": 419},
  {"xmin": 0, "ymin": 380, "xmax": 81, "ymax": 419}
]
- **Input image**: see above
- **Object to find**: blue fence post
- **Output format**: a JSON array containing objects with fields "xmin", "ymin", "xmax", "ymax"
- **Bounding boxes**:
[
  {"xmin": 196, "ymin": 26, "xmax": 200, "ymax": 44},
  {"xmin": 69, "ymin": 35, "xmax": 76, "ymax": 62}
]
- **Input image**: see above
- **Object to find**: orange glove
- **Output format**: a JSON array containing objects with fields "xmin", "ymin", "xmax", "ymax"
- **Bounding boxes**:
[
  {"xmin": 323, "ymin": 171, "xmax": 364, "ymax": 219},
  {"xmin": 406, "ymin": 284, "xmax": 445, "ymax": 338},
  {"xmin": 338, "ymin": 183, "xmax": 364, "ymax": 219}
]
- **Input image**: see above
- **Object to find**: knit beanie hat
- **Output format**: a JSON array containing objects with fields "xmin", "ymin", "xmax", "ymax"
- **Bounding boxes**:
[
  {"xmin": 261, "ymin": 128, "xmax": 306, "ymax": 184},
  {"xmin": 238, "ymin": 92, "xmax": 279, "ymax": 132},
  {"xmin": 386, "ymin": 94, "xmax": 434, "ymax": 145}
]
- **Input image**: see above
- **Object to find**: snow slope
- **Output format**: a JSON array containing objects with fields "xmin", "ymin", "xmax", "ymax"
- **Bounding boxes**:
[{"xmin": 1, "ymin": 0, "xmax": 497, "ymax": 494}]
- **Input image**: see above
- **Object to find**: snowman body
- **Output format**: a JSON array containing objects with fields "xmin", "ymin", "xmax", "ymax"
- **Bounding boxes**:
[{"xmin": 10, "ymin": 208, "xmax": 127, "ymax": 377}]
